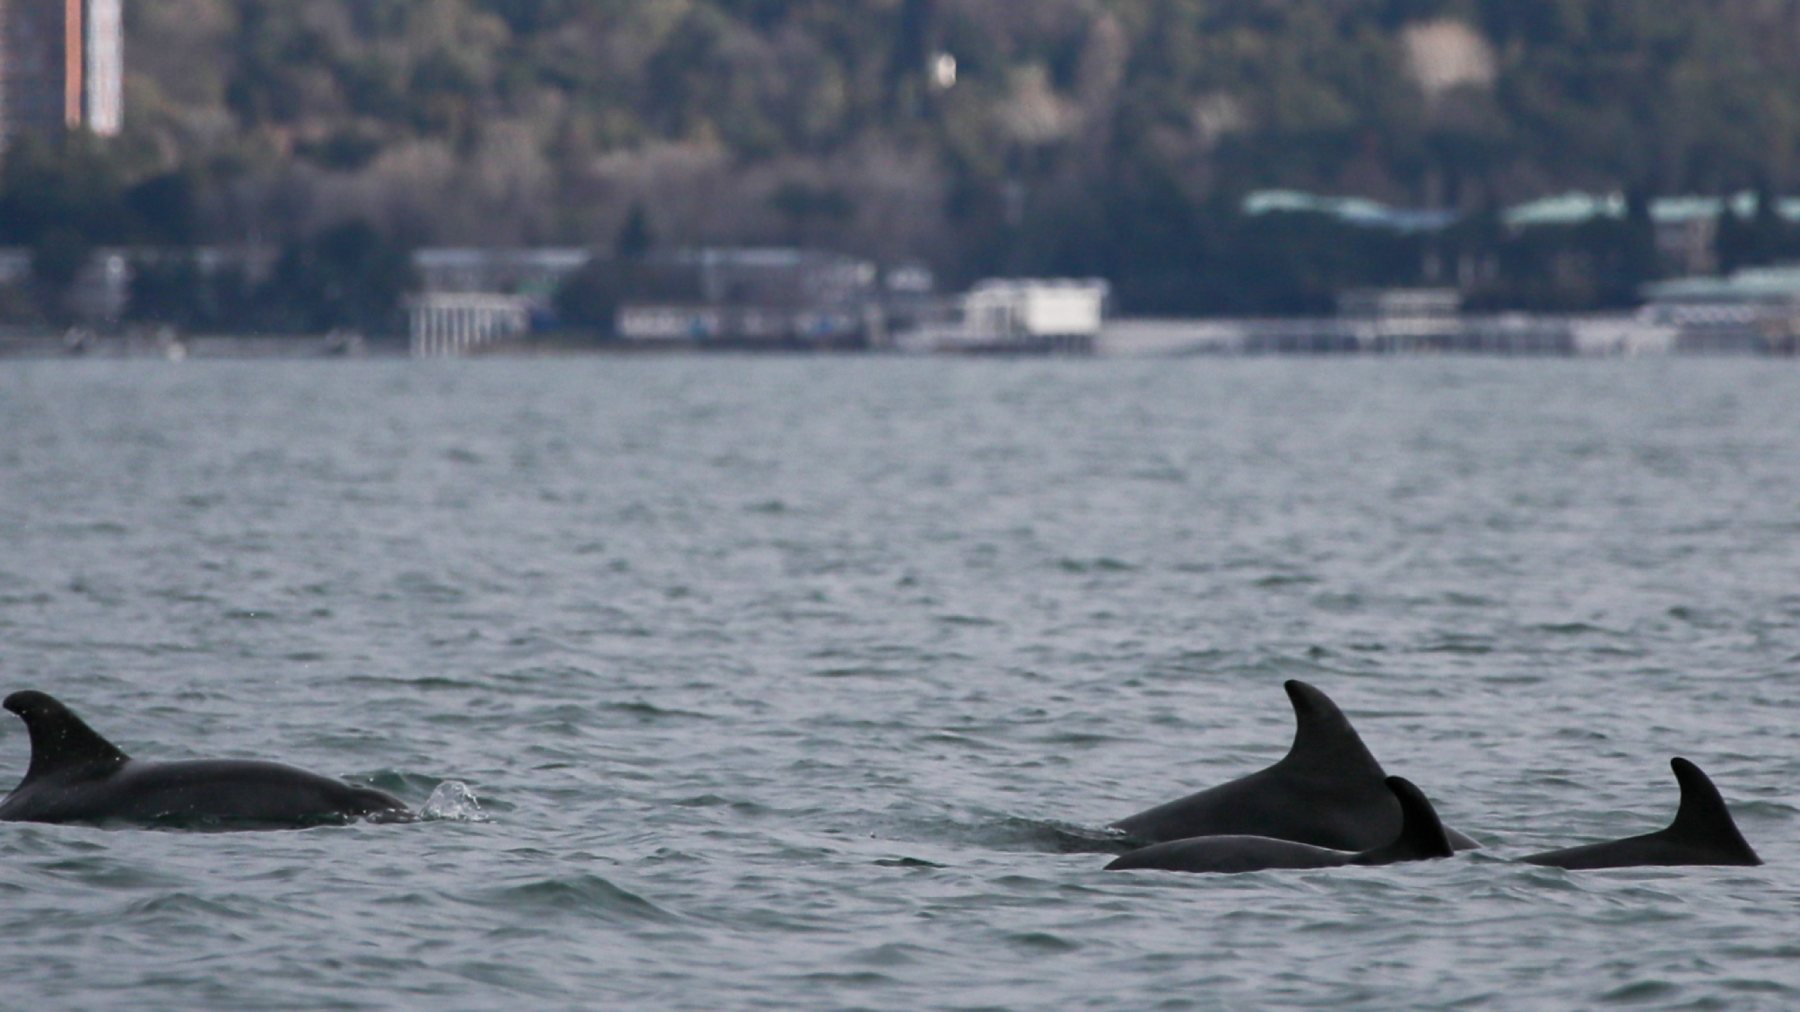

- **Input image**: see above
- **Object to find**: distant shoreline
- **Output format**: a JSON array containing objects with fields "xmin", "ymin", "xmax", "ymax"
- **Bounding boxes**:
[{"xmin": 3, "ymin": 315, "xmax": 1795, "ymax": 360}]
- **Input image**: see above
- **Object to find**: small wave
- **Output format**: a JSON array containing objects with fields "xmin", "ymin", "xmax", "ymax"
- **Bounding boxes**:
[
  {"xmin": 1421, "ymin": 636, "xmax": 1494, "ymax": 655},
  {"xmin": 887, "ymin": 813, "xmax": 1135, "ymax": 855},
  {"xmin": 1666, "ymin": 605, "xmax": 1723, "ymax": 626},
  {"xmin": 1005, "ymin": 931, "xmax": 1081, "ymax": 954},
  {"xmin": 1600, "ymin": 979, "xmax": 1680, "ymax": 1003},
  {"xmin": 122, "ymin": 892, "xmax": 257, "ymax": 920},
  {"xmin": 602, "ymin": 700, "xmax": 715, "ymax": 722},
  {"xmin": 343, "ymin": 673, "xmax": 481, "ymax": 692},
  {"xmin": 1058, "ymin": 557, "xmax": 1138, "ymax": 574},
  {"xmin": 479, "ymin": 874, "xmax": 677, "ymax": 923},
  {"xmin": 1533, "ymin": 622, "xmax": 1616, "ymax": 636},
  {"xmin": 848, "ymin": 942, "xmax": 933, "ymax": 967},
  {"xmin": 38, "ymin": 857, "xmax": 187, "ymax": 889},
  {"xmin": 1727, "ymin": 798, "xmax": 1798, "ymax": 821},
  {"xmin": 1721, "ymin": 979, "xmax": 1799, "ymax": 998},
  {"xmin": 934, "ymin": 613, "xmax": 1000, "ymax": 627},
  {"xmin": 811, "ymin": 666, "xmax": 903, "ymax": 680},
  {"xmin": 872, "ymin": 856, "xmax": 946, "ymax": 869},
  {"xmin": 1253, "ymin": 572, "xmax": 1320, "ymax": 588},
  {"xmin": 792, "ymin": 971, "xmax": 896, "ymax": 987}
]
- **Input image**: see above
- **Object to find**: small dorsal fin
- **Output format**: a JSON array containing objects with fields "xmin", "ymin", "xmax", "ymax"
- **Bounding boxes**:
[
  {"xmin": 1277, "ymin": 680, "xmax": 1385, "ymax": 777},
  {"xmin": 1661, "ymin": 757, "xmax": 1761, "ymax": 864},
  {"xmin": 1354, "ymin": 776, "xmax": 1455, "ymax": 864},
  {"xmin": 3, "ymin": 691, "xmax": 130, "ymax": 783}
]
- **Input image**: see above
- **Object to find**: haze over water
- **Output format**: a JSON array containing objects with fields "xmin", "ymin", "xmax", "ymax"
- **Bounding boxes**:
[{"xmin": 1, "ymin": 358, "xmax": 1797, "ymax": 1008}]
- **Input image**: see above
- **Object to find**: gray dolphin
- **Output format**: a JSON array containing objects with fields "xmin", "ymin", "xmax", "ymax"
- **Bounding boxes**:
[
  {"xmin": 0, "ymin": 690, "xmax": 409, "ymax": 828},
  {"xmin": 1521, "ymin": 758, "xmax": 1761, "ymax": 870},
  {"xmin": 1106, "ymin": 775, "xmax": 1456, "ymax": 874},
  {"xmin": 1111, "ymin": 680, "xmax": 1480, "ymax": 851}
]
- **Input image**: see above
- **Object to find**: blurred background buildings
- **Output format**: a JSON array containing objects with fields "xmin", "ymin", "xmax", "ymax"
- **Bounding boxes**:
[{"xmin": 3, "ymin": 3, "xmax": 1800, "ymax": 356}]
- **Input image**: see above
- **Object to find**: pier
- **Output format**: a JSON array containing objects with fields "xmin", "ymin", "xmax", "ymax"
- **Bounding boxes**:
[{"xmin": 407, "ymin": 293, "xmax": 531, "ymax": 358}]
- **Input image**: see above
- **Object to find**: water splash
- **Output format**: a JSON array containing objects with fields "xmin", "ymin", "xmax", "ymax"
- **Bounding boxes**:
[{"xmin": 420, "ymin": 781, "xmax": 488, "ymax": 822}]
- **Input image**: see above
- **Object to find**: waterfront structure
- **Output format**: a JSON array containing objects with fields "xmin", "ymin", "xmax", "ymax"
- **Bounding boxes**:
[
  {"xmin": 922, "ymin": 278, "xmax": 1104, "ymax": 353},
  {"xmin": 1640, "ymin": 264, "xmax": 1800, "ymax": 354},
  {"xmin": 962, "ymin": 278, "xmax": 1109, "ymax": 351},
  {"xmin": 1336, "ymin": 288, "xmax": 1461, "ymax": 346},
  {"xmin": 413, "ymin": 247, "xmax": 592, "ymax": 301},
  {"xmin": 0, "ymin": 0, "xmax": 122, "ymax": 151},
  {"xmin": 406, "ymin": 292, "xmax": 531, "ymax": 358},
  {"xmin": 897, "ymin": 278, "xmax": 1110, "ymax": 354},
  {"xmin": 616, "ymin": 247, "xmax": 880, "ymax": 348},
  {"xmin": 1211, "ymin": 287, "xmax": 1575, "ymax": 355}
]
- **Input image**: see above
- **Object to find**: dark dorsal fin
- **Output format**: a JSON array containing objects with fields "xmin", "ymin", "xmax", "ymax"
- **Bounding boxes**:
[
  {"xmin": 1275, "ymin": 680, "xmax": 1385, "ymax": 778},
  {"xmin": 3, "ymin": 690, "xmax": 130, "ymax": 783},
  {"xmin": 1659, "ymin": 757, "xmax": 1761, "ymax": 864},
  {"xmin": 1354, "ymin": 776, "xmax": 1456, "ymax": 864}
]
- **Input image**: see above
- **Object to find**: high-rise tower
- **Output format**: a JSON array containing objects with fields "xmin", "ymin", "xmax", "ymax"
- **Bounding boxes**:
[{"xmin": 0, "ymin": 0, "xmax": 123, "ymax": 151}]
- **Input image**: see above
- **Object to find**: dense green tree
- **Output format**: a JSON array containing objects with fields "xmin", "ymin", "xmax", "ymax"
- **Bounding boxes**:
[
  {"xmin": 28, "ymin": 228, "xmax": 95, "ymax": 323},
  {"xmin": 126, "ymin": 252, "xmax": 206, "ymax": 327},
  {"xmin": 0, "ymin": 137, "xmax": 130, "ymax": 244},
  {"xmin": 552, "ymin": 258, "xmax": 623, "ymax": 335},
  {"xmin": 614, "ymin": 203, "xmax": 656, "ymax": 260},
  {"xmin": 255, "ymin": 222, "xmax": 416, "ymax": 335}
]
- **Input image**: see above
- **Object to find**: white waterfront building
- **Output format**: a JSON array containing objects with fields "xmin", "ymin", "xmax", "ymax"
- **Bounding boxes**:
[
  {"xmin": 901, "ymin": 278, "xmax": 1111, "ymax": 353},
  {"xmin": 407, "ymin": 293, "xmax": 531, "ymax": 358}
]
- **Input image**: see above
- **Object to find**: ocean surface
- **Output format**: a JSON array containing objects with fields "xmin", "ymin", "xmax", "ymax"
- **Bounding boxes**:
[{"xmin": 1, "ymin": 356, "xmax": 1797, "ymax": 1009}]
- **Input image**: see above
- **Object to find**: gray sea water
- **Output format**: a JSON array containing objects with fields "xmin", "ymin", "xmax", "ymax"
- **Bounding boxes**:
[{"xmin": 1, "ymin": 357, "xmax": 1797, "ymax": 1009}]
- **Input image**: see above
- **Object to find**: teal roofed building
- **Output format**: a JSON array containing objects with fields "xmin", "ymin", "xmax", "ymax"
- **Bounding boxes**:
[
  {"xmin": 1502, "ymin": 191, "xmax": 1800, "ymax": 229},
  {"xmin": 1642, "ymin": 263, "xmax": 1800, "ymax": 305},
  {"xmin": 1640, "ymin": 264, "xmax": 1800, "ymax": 354},
  {"xmin": 1502, "ymin": 191, "xmax": 1800, "ymax": 276},
  {"xmin": 1241, "ymin": 190, "xmax": 1457, "ymax": 233}
]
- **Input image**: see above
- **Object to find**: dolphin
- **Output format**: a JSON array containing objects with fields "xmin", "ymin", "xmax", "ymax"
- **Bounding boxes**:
[
  {"xmin": 0, "ymin": 690, "xmax": 409, "ymax": 828},
  {"xmin": 1105, "ymin": 775, "xmax": 1455, "ymax": 874},
  {"xmin": 1111, "ymin": 680, "xmax": 1479, "ymax": 851},
  {"xmin": 1521, "ymin": 758, "xmax": 1761, "ymax": 870}
]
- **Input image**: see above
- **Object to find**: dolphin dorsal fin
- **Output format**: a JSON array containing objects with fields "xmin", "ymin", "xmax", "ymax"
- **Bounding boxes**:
[
  {"xmin": 4, "ymin": 691, "xmax": 130, "ymax": 783},
  {"xmin": 1276, "ymin": 680, "xmax": 1385, "ymax": 778},
  {"xmin": 1354, "ymin": 776, "xmax": 1456, "ymax": 864},
  {"xmin": 1661, "ymin": 757, "xmax": 1761, "ymax": 865}
]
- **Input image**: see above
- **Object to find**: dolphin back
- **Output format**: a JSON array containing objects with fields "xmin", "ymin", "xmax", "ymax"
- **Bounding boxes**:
[
  {"xmin": 2, "ymin": 690, "xmax": 409, "ymax": 829},
  {"xmin": 115, "ymin": 759, "xmax": 408, "ymax": 827},
  {"xmin": 1522, "ymin": 758, "xmax": 1761, "ymax": 870},
  {"xmin": 1105, "ymin": 834, "xmax": 1352, "ymax": 874},
  {"xmin": 1110, "ymin": 680, "xmax": 1396, "ymax": 850},
  {"xmin": 1111, "ymin": 680, "xmax": 1484, "ymax": 851},
  {"xmin": 1, "ymin": 757, "xmax": 408, "ymax": 827}
]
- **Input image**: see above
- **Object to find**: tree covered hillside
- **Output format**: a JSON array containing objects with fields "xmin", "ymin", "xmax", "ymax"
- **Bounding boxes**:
[{"xmin": 11, "ymin": 0, "xmax": 1800, "ymax": 315}]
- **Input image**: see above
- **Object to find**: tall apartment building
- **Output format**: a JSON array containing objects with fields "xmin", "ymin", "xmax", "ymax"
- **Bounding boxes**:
[{"xmin": 0, "ymin": 0, "xmax": 123, "ymax": 151}]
